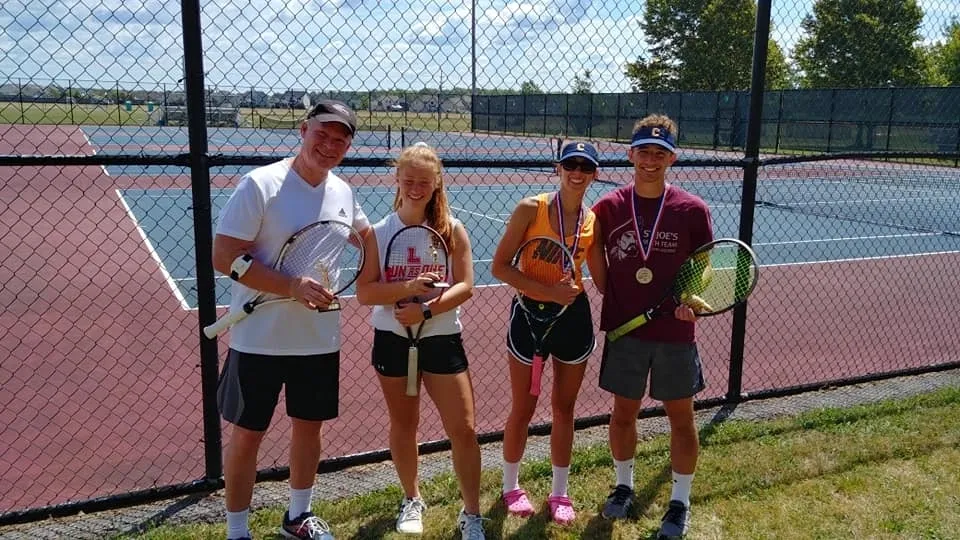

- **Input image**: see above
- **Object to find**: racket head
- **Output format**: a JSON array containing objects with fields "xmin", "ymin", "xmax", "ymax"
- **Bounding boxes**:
[
  {"xmin": 383, "ymin": 224, "xmax": 451, "ymax": 302},
  {"xmin": 671, "ymin": 238, "xmax": 759, "ymax": 317},
  {"xmin": 510, "ymin": 235, "xmax": 575, "ymax": 322},
  {"xmin": 275, "ymin": 219, "xmax": 365, "ymax": 297}
]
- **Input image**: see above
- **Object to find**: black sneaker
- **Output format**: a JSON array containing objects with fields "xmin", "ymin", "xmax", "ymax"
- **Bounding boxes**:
[
  {"xmin": 657, "ymin": 500, "xmax": 690, "ymax": 538},
  {"xmin": 601, "ymin": 484, "xmax": 634, "ymax": 519}
]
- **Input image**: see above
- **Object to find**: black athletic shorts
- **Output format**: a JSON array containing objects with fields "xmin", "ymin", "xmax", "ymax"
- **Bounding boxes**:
[
  {"xmin": 217, "ymin": 348, "xmax": 339, "ymax": 431},
  {"xmin": 371, "ymin": 329, "xmax": 469, "ymax": 377},
  {"xmin": 507, "ymin": 291, "xmax": 595, "ymax": 365}
]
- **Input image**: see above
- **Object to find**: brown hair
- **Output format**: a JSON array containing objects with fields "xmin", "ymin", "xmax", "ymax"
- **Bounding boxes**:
[
  {"xmin": 633, "ymin": 114, "xmax": 678, "ymax": 139},
  {"xmin": 390, "ymin": 144, "xmax": 455, "ymax": 251}
]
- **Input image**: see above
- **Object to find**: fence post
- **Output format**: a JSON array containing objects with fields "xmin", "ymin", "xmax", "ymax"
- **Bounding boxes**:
[
  {"xmin": 615, "ymin": 93, "xmax": 622, "ymax": 142},
  {"xmin": 68, "ymin": 81, "xmax": 75, "ymax": 125},
  {"xmin": 728, "ymin": 0, "xmax": 772, "ymax": 404},
  {"xmin": 955, "ymin": 112, "xmax": 960, "ymax": 168},
  {"xmin": 826, "ymin": 88, "xmax": 836, "ymax": 153},
  {"xmin": 885, "ymin": 88, "xmax": 895, "ymax": 153},
  {"xmin": 180, "ymin": 0, "xmax": 222, "ymax": 482},
  {"xmin": 116, "ymin": 81, "xmax": 122, "ymax": 125},
  {"xmin": 775, "ymin": 90, "xmax": 783, "ymax": 154},
  {"xmin": 19, "ymin": 78, "xmax": 24, "ymax": 124}
]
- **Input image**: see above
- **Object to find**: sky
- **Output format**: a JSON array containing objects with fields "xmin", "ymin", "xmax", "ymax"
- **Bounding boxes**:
[{"xmin": 1, "ymin": 0, "xmax": 957, "ymax": 94}]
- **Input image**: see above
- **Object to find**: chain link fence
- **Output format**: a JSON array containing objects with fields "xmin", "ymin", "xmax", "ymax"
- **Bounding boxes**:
[{"xmin": 2, "ymin": 0, "xmax": 959, "ymax": 528}]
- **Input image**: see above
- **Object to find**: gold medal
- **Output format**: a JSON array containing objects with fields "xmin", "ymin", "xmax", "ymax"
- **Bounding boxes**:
[{"xmin": 635, "ymin": 267, "xmax": 653, "ymax": 284}]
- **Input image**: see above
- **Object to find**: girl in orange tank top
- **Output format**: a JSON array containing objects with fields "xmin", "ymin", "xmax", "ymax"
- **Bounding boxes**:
[{"xmin": 490, "ymin": 141, "xmax": 608, "ymax": 525}]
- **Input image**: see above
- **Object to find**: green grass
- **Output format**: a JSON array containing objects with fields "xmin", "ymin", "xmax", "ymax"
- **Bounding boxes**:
[
  {"xmin": 0, "ymin": 101, "xmax": 472, "ymax": 132},
  {"xmin": 126, "ymin": 386, "xmax": 960, "ymax": 539}
]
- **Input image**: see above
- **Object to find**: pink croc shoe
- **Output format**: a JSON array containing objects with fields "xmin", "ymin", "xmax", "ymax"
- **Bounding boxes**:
[
  {"xmin": 548, "ymin": 495, "xmax": 576, "ymax": 525},
  {"xmin": 502, "ymin": 488, "xmax": 534, "ymax": 517}
]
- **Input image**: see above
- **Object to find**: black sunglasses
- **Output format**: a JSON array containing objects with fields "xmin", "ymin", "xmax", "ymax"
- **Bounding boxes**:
[{"xmin": 560, "ymin": 159, "xmax": 597, "ymax": 173}]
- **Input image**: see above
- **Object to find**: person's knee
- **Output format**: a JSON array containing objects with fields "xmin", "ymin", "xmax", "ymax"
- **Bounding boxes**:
[
  {"xmin": 228, "ymin": 426, "xmax": 266, "ymax": 454},
  {"xmin": 551, "ymin": 398, "xmax": 577, "ymax": 424},
  {"xmin": 447, "ymin": 420, "xmax": 479, "ymax": 447}
]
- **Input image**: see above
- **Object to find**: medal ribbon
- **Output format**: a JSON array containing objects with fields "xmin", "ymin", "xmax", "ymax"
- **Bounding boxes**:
[
  {"xmin": 631, "ymin": 185, "xmax": 668, "ymax": 264},
  {"xmin": 555, "ymin": 191, "xmax": 583, "ymax": 275}
]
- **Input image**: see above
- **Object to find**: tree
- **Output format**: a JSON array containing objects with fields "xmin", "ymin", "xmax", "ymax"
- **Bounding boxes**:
[
  {"xmin": 793, "ymin": 0, "xmax": 926, "ymax": 88},
  {"xmin": 519, "ymin": 81, "xmax": 543, "ymax": 94},
  {"xmin": 623, "ymin": 0, "xmax": 790, "ymax": 91},
  {"xmin": 930, "ymin": 20, "xmax": 960, "ymax": 85},
  {"xmin": 572, "ymin": 70, "xmax": 592, "ymax": 94}
]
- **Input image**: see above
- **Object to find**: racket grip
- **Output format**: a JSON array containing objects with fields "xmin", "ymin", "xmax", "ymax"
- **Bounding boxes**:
[
  {"xmin": 203, "ymin": 309, "xmax": 249, "ymax": 339},
  {"xmin": 606, "ymin": 313, "xmax": 651, "ymax": 342},
  {"xmin": 529, "ymin": 354, "xmax": 544, "ymax": 396},
  {"xmin": 405, "ymin": 346, "xmax": 419, "ymax": 396}
]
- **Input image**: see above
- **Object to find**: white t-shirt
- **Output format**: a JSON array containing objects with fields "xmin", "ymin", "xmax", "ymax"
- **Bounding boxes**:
[
  {"xmin": 370, "ymin": 213, "xmax": 463, "ymax": 338},
  {"xmin": 217, "ymin": 159, "xmax": 369, "ymax": 355}
]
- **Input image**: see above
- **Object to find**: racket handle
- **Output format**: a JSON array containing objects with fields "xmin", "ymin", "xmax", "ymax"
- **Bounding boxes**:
[
  {"xmin": 529, "ymin": 354, "xmax": 544, "ymax": 396},
  {"xmin": 203, "ymin": 309, "xmax": 250, "ymax": 339},
  {"xmin": 606, "ymin": 312, "xmax": 652, "ymax": 342},
  {"xmin": 405, "ymin": 346, "xmax": 419, "ymax": 396}
]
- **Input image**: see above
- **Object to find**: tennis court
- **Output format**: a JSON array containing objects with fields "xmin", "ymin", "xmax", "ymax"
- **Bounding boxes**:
[{"xmin": 3, "ymin": 124, "xmax": 960, "ymax": 514}]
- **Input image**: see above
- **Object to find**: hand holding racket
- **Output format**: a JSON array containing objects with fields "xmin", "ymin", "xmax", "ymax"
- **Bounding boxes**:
[
  {"xmin": 510, "ymin": 235, "xmax": 576, "ymax": 397},
  {"xmin": 383, "ymin": 224, "xmax": 451, "ymax": 397},
  {"xmin": 203, "ymin": 219, "xmax": 365, "ymax": 339},
  {"xmin": 606, "ymin": 238, "xmax": 759, "ymax": 342}
]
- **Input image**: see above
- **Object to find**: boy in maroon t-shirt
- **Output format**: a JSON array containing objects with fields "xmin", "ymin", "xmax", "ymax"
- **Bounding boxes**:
[{"xmin": 591, "ymin": 115, "xmax": 713, "ymax": 538}]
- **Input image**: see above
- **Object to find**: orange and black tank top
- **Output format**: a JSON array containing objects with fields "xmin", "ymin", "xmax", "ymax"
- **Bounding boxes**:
[{"xmin": 521, "ymin": 192, "xmax": 596, "ymax": 298}]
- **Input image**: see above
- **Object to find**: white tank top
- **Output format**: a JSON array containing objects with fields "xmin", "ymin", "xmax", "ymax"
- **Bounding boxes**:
[{"xmin": 370, "ymin": 213, "xmax": 463, "ymax": 337}]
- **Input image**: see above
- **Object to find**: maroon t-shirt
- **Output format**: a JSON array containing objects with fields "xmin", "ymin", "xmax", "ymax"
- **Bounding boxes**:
[{"xmin": 592, "ymin": 184, "xmax": 713, "ymax": 342}]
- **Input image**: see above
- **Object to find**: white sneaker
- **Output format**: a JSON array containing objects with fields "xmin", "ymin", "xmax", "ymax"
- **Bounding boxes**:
[
  {"xmin": 457, "ymin": 509, "xmax": 486, "ymax": 540},
  {"xmin": 395, "ymin": 497, "xmax": 426, "ymax": 534}
]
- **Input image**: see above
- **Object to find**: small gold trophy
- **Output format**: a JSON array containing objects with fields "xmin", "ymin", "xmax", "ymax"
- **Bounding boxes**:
[{"xmin": 315, "ymin": 262, "xmax": 339, "ymax": 310}]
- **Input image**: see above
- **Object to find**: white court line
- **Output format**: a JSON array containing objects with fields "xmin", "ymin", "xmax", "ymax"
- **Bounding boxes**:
[
  {"xmin": 762, "ymin": 249, "xmax": 960, "ymax": 268},
  {"xmin": 177, "ymin": 248, "xmax": 960, "ymax": 310},
  {"xmin": 450, "ymin": 205, "xmax": 507, "ymax": 223},
  {"xmin": 115, "ymin": 189, "xmax": 191, "ymax": 310},
  {"xmin": 753, "ymin": 232, "xmax": 938, "ymax": 246},
  {"xmin": 79, "ymin": 127, "xmax": 110, "ymax": 177}
]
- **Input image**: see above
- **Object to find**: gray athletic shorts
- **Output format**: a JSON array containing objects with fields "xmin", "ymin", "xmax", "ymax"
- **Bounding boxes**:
[{"xmin": 598, "ymin": 337, "xmax": 705, "ymax": 401}]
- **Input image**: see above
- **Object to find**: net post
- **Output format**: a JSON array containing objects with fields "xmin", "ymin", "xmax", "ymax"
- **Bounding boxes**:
[{"xmin": 727, "ymin": 0, "xmax": 772, "ymax": 404}]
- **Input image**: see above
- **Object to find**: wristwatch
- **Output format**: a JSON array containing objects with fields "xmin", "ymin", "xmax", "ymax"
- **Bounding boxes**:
[
  {"xmin": 229, "ymin": 254, "xmax": 253, "ymax": 281},
  {"xmin": 421, "ymin": 303, "xmax": 433, "ymax": 320}
]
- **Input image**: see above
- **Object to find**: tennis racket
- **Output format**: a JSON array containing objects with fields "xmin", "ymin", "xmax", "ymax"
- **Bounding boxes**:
[
  {"xmin": 383, "ymin": 224, "xmax": 451, "ymax": 397},
  {"xmin": 510, "ymin": 236, "xmax": 576, "ymax": 396},
  {"xmin": 203, "ymin": 219, "xmax": 364, "ymax": 339},
  {"xmin": 606, "ymin": 238, "xmax": 759, "ymax": 342}
]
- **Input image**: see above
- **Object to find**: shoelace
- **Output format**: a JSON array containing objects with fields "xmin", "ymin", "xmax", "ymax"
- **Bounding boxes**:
[
  {"xmin": 399, "ymin": 499, "xmax": 426, "ymax": 522},
  {"xmin": 459, "ymin": 513, "xmax": 488, "ymax": 540},
  {"xmin": 296, "ymin": 515, "xmax": 332, "ymax": 537},
  {"xmin": 609, "ymin": 485, "xmax": 633, "ymax": 505},
  {"xmin": 661, "ymin": 503, "xmax": 687, "ymax": 526}
]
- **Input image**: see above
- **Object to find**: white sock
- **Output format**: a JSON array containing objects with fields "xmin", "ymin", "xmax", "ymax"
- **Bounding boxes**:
[
  {"xmin": 226, "ymin": 508, "xmax": 250, "ymax": 540},
  {"xmin": 502, "ymin": 460, "xmax": 521, "ymax": 493},
  {"xmin": 288, "ymin": 486, "xmax": 313, "ymax": 518},
  {"xmin": 614, "ymin": 459, "xmax": 634, "ymax": 489},
  {"xmin": 551, "ymin": 465, "xmax": 569, "ymax": 497},
  {"xmin": 671, "ymin": 471, "xmax": 694, "ymax": 506}
]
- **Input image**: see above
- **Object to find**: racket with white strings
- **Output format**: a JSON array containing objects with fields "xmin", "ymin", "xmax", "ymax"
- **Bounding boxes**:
[
  {"xmin": 606, "ymin": 238, "xmax": 759, "ymax": 342},
  {"xmin": 510, "ymin": 235, "xmax": 576, "ymax": 396},
  {"xmin": 203, "ymin": 219, "xmax": 364, "ymax": 338},
  {"xmin": 383, "ymin": 224, "xmax": 451, "ymax": 396}
]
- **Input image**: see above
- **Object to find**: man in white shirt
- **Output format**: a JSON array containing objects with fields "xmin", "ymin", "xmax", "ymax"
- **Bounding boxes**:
[{"xmin": 211, "ymin": 99, "xmax": 370, "ymax": 540}]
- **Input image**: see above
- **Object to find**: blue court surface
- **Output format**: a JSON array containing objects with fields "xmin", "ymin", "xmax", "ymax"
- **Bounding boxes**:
[{"xmin": 117, "ymin": 178, "xmax": 960, "ymax": 310}]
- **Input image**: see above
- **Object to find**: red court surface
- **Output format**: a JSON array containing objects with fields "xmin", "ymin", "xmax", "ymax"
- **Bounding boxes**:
[{"xmin": 2, "ymin": 125, "xmax": 958, "ymax": 515}]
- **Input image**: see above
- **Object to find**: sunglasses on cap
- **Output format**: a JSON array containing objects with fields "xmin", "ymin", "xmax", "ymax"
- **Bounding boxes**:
[{"xmin": 560, "ymin": 159, "xmax": 597, "ymax": 173}]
